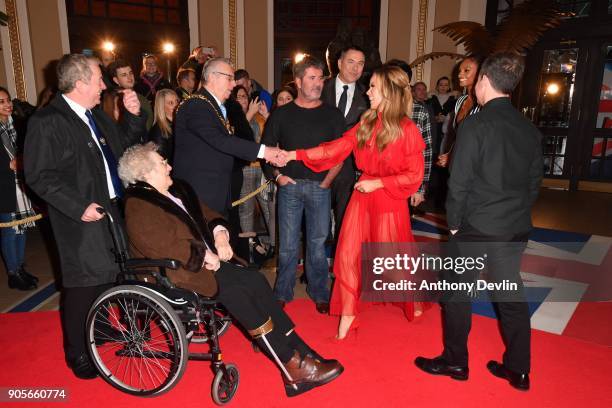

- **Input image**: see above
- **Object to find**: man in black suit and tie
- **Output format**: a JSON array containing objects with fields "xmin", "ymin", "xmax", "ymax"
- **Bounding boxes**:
[
  {"xmin": 320, "ymin": 45, "xmax": 369, "ymax": 236},
  {"xmin": 173, "ymin": 57, "xmax": 284, "ymax": 218},
  {"xmin": 415, "ymin": 53, "xmax": 543, "ymax": 391},
  {"xmin": 24, "ymin": 53, "xmax": 146, "ymax": 379}
]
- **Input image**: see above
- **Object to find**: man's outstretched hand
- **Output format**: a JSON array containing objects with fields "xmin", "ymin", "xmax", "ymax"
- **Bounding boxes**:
[{"xmin": 264, "ymin": 146, "xmax": 289, "ymax": 167}]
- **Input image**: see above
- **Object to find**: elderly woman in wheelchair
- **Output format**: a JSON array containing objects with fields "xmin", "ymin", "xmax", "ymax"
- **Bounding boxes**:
[{"xmin": 106, "ymin": 142, "xmax": 343, "ymax": 399}]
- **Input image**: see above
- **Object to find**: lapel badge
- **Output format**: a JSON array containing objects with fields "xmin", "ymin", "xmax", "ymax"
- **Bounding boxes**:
[{"xmin": 99, "ymin": 137, "xmax": 107, "ymax": 145}]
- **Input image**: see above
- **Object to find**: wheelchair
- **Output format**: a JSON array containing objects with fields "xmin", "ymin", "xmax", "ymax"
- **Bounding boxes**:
[{"xmin": 85, "ymin": 209, "xmax": 239, "ymax": 405}]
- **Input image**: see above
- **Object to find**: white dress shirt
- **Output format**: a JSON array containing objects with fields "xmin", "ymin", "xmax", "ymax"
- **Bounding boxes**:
[
  {"xmin": 334, "ymin": 76, "xmax": 356, "ymax": 117},
  {"xmin": 62, "ymin": 94, "xmax": 118, "ymax": 199}
]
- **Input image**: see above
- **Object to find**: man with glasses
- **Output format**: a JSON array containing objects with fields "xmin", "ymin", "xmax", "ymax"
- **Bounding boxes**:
[{"xmin": 173, "ymin": 57, "xmax": 286, "ymax": 220}]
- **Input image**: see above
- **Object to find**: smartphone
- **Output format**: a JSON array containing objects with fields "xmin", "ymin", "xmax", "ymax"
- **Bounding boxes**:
[
  {"xmin": 250, "ymin": 90, "xmax": 261, "ymax": 102},
  {"xmin": 202, "ymin": 47, "xmax": 214, "ymax": 55}
]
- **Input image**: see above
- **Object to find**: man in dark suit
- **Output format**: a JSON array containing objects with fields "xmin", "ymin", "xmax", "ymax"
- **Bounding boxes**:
[
  {"xmin": 320, "ymin": 45, "xmax": 369, "ymax": 237},
  {"xmin": 415, "ymin": 53, "xmax": 543, "ymax": 391},
  {"xmin": 24, "ymin": 53, "xmax": 146, "ymax": 379},
  {"xmin": 173, "ymin": 57, "xmax": 284, "ymax": 218}
]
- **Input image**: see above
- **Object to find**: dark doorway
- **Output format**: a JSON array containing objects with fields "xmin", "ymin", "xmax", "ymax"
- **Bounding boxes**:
[
  {"xmin": 273, "ymin": 0, "xmax": 380, "ymax": 89},
  {"xmin": 490, "ymin": 0, "xmax": 612, "ymax": 191},
  {"xmin": 65, "ymin": 0, "xmax": 190, "ymax": 86}
]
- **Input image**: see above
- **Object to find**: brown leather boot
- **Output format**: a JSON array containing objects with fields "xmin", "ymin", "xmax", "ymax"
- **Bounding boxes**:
[{"xmin": 283, "ymin": 351, "xmax": 344, "ymax": 397}]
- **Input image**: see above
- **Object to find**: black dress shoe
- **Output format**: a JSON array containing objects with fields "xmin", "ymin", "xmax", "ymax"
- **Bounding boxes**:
[
  {"xmin": 8, "ymin": 271, "xmax": 37, "ymax": 291},
  {"xmin": 70, "ymin": 354, "xmax": 98, "ymax": 380},
  {"xmin": 19, "ymin": 266, "xmax": 39, "ymax": 284},
  {"xmin": 487, "ymin": 360, "xmax": 530, "ymax": 391},
  {"xmin": 315, "ymin": 302, "xmax": 329, "ymax": 315},
  {"xmin": 414, "ymin": 356, "xmax": 469, "ymax": 381}
]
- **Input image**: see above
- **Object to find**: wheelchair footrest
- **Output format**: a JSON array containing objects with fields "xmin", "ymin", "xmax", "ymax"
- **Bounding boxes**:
[{"xmin": 188, "ymin": 352, "xmax": 221, "ymax": 362}]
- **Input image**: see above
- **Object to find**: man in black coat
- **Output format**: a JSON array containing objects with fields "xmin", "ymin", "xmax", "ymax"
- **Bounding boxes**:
[
  {"xmin": 24, "ymin": 53, "xmax": 146, "ymax": 379},
  {"xmin": 320, "ymin": 45, "xmax": 369, "ymax": 237},
  {"xmin": 415, "ymin": 53, "xmax": 543, "ymax": 391},
  {"xmin": 173, "ymin": 57, "xmax": 284, "ymax": 218}
]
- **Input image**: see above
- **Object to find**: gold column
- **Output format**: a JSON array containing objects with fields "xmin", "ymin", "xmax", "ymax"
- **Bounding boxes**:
[
  {"xmin": 228, "ymin": 0, "xmax": 237, "ymax": 67},
  {"xmin": 415, "ymin": 0, "xmax": 428, "ymax": 81},
  {"xmin": 5, "ymin": 0, "xmax": 26, "ymax": 100}
]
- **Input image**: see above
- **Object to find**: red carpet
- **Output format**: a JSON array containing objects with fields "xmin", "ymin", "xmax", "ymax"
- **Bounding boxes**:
[{"xmin": 1, "ymin": 301, "xmax": 611, "ymax": 408}]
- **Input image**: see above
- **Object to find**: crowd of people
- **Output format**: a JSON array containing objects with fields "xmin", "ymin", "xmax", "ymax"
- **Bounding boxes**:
[{"xmin": 0, "ymin": 42, "xmax": 542, "ymax": 396}]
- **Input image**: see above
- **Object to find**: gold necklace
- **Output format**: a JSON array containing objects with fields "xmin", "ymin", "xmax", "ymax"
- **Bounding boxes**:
[{"xmin": 177, "ymin": 94, "xmax": 234, "ymax": 135}]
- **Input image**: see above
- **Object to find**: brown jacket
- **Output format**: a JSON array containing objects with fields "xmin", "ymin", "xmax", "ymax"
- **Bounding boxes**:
[{"xmin": 124, "ymin": 179, "xmax": 231, "ymax": 296}]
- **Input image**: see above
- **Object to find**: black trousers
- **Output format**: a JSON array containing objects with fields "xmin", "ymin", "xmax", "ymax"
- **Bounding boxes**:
[
  {"xmin": 440, "ymin": 225, "xmax": 531, "ymax": 373},
  {"xmin": 215, "ymin": 263, "xmax": 296, "ymax": 362},
  {"xmin": 62, "ymin": 283, "xmax": 113, "ymax": 363},
  {"xmin": 61, "ymin": 199, "xmax": 122, "ymax": 364}
]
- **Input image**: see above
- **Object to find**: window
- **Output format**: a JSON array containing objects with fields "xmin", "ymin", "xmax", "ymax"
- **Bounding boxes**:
[
  {"xmin": 537, "ymin": 48, "xmax": 579, "ymax": 128},
  {"xmin": 557, "ymin": 0, "xmax": 591, "ymax": 18},
  {"xmin": 596, "ymin": 46, "xmax": 612, "ymax": 129},
  {"xmin": 591, "ymin": 45, "xmax": 612, "ymax": 179},
  {"xmin": 543, "ymin": 136, "xmax": 567, "ymax": 176},
  {"xmin": 69, "ymin": 0, "xmax": 183, "ymax": 24}
]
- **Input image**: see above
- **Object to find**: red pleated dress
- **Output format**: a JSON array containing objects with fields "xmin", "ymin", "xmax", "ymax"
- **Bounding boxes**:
[{"xmin": 296, "ymin": 116, "xmax": 425, "ymax": 319}]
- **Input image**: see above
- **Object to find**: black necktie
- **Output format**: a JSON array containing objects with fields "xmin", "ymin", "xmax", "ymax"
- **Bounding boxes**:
[
  {"xmin": 337, "ymin": 84, "xmax": 349, "ymax": 117},
  {"xmin": 85, "ymin": 110, "xmax": 123, "ymax": 198}
]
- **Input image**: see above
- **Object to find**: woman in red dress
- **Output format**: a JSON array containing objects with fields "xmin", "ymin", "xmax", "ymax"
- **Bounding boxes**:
[{"xmin": 286, "ymin": 65, "xmax": 425, "ymax": 339}]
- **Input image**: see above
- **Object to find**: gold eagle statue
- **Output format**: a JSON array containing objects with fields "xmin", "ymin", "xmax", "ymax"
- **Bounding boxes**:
[{"xmin": 409, "ymin": 0, "xmax": 570, "ymax": 67}]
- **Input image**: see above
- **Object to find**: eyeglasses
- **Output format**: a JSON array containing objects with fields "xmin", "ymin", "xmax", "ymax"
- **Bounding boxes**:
[{"xmin": 213, "ymin": 71, "xmax": 235, "ymax": 81}]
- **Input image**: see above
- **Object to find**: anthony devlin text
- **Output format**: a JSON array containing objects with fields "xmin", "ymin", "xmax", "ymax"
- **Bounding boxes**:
[{"xmin": 372, "ymin": 279, "xmax": 518, "ymax": 293}]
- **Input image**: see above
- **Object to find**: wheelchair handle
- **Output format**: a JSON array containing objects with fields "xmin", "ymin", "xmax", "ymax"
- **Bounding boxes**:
[
  {"xmin": 96, "ymin": 205, "xmax": 128, "ymax": 269},
  {"xmin": 96, "ymin": 206, "xmax": 117, "ymax": 225}
]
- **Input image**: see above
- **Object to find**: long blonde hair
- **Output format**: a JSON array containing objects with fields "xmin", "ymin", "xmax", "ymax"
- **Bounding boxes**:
[
  {"xmin": 357, "ymin": 65, "xmax": 413, "ymax": 151},
  {"xmin": 153, "ymin": 89, "xmax": 178, "ymax": 138}
]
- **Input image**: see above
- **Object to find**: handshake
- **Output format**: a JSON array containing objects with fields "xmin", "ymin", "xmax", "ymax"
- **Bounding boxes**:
[{"xmin": 263, "ymin": 146, "xmax": 296, "ymax": 167}]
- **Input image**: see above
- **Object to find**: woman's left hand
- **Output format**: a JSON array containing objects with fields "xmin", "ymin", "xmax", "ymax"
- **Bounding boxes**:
[
  {"xmin": 354, "ymin": 179, "xmax": 383, "ymax": 193},
  {"xmin": 214, "ymin": 231, "xmax": 233, "ymax": 261},
  {"xmin": 247, "ymin": 97, "xmax": 260, "ymax": 118},
  {"xmin": 258, "ymin": 100, "xmax": 269, "ymax": 119}
]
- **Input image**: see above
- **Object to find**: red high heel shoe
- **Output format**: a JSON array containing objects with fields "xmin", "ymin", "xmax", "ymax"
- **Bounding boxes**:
[{"xmin": 329, "ymin": 316, "xmax": 360, "ymax": 343}]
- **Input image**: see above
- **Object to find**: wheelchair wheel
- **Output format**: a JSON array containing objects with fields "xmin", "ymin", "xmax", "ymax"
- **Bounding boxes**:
[
  {"xmin": 87, "ymin": 285, "xmax": 188, "ymax": 396},
  {"xmin": 191, "ymin": 306, "xmax": 231, "ymax": 344},
  {"xmin": 211, "ymin": 363, "xmax": 239, "ymax": 405}
]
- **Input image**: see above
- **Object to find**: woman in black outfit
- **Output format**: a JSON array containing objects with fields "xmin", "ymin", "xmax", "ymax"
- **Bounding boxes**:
[
  {"xmin": 429, "ymin": 76, "xmax": 456, "ymax": 145},
  {"xmin": 148, "ymin": 89, "xmax": 179, "ymax": 164}
]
